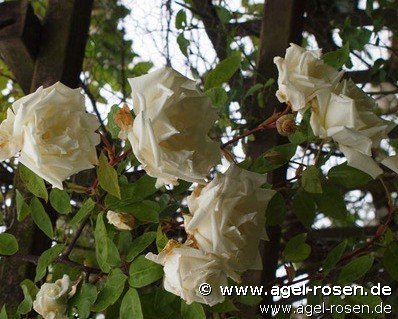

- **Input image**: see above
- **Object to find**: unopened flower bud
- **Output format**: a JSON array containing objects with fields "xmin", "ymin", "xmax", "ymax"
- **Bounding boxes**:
[
  {"xmin": 106, "ymin": 210, "xmax": 135, "ymax": 231},
  {"xmin": 276, "ymin": 114, "xmax": 296, "ymax": 136},
  {"xmin": 115, "ymin": 104, "xmax": 134, "ymax": 139}
]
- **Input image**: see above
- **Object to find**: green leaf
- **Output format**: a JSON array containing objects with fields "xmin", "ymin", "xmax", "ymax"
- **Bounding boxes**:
[
  {"xmin": 127, "ymin": 232, "xmax": 157, "ymax": 262},
  {"xmin": 107, "ymin": 236, "xmax": 121, "ymax": 267},
  {"xmin": 140, "ymin": 288, "xmax": 178, "ymax": 318},
  {"xmin": 322, "ymin": 240, "xmax": 347, "ymax": 275},
  {"xmin": 105, "ymin": 175, "xmax": 157, "ymax": 211},
  {"xmin": 49, "ymin": 188, "xmax": 71, "ymax": 214},
  {"xmin": 122, "ymin": 201, "xmax": 160, "ymax": 222},
  {"xmin": 204, "ymin": 51, "xmax": 241, "ymax": 91},
  {"xmin": 205, "ymin": 87, "xmax": 228, "ymax": 110},
  {"xmin": 16, "ymin": 190, "xmax": 30, "ymax": 221},
  {"xmin": 301, "ymin": 166, "xmax": 323, "ymax": 194},
  {"xmin": 177, "ymin": 33, "xmax": 190, "ymax": 57},
  {"xmin": 0, "ymin": 306, "xmax": 7, "ymax": 319},
  {"xmin": 120, "ymin": 288, "xmax": 143, "ymax": 319},
  {"xmin": 238, "ymin": 295, "xmax": 262, "ymax": 306},
  {"xmin": 328, "ymin": 163, "xmax": 372, "ymax": 188},
  {"xmin": 117, "ymin": 231, "xmax": 133, "ymax": 255},
  {"xmin": 209, "ymin": 299, "xmax": 237, "ymax": 313},
  {"xmin": 244, "ymin": 83, "xmax": 263, "ymax": 98},
  {"xmin": 283, "ymin": 233, "xmax": 311, "ymax": 262},
  {"xmin": 214, "ymin": 5, "xmax": 232, "ymax": 23},
  {"xmin": 35, "ymin": 244, "xmax": 65, "ymax": 282},
  {"xmin": 156, "ymin": 226, "xmax": 168, "ymax": 252},
  {"xmin": 338, "ymin": 255, "xmax": 374, "ymax": 284},
  {"xmin": 0, "ymin": 233, "xmax": 18, "ymax": 255},
  {"xmin": 94, "ymin": 212, "xmax": 111, "ymax": 273},
  {"xmin": 292, "ymin": 191, "xmax": 316, "ymax": 228},
  {"xmin": 129, "ymin": 255, "xmax": 163, "ymax": 288},
  {"xmin": 132, "ymin": 62, "xmax": 153, "ymax": 76},
  {"xmin": 97, "ymin": 153, "xmax": 121, "ymax": 199},
  {"xmin": 252, "ymin": 144, "xmax": 297, "ymax": 173},
  {"xmin": 322, "ymin": 43, "xmax": 350, "ymax": 69},
  {"xmin": 175, "ymin": 9, "xmax": 187, "ymax": 29},
  {"xmin": 329, "ymin": 295, "xmax": 345, "ymax": 319},
  {"xmin": 19, "ymin": 164, "xmax": 48, "ymax": 201},
  {"xmin": 382, "ymin": 242, "xmax": 398, "ymax": 280},
  {"xmin": 345, "ymin": 289, "xmax": 382, "ymax": 319},
  {"xmin": 16, "ymin": 284, "xmax": 33, "ymax": 315},
  {"xmin": 70, "ymin": 198, "xmax": 95, "ymax": 226},
  {"xmin": 265, "ymin": 192, "xmax": 286, "ymax": 226},
  {"xmin": 92, "ymin": 268, "xmax": 127, "ymax": 312},
  {"xmin": 107, "ymin": 105, "xmax": 122, "ymax": 139},
  {"xmin": 340, "ymin": 20, "xmax": 372, "ymax": 51},
  {"xmin": 74, "ymin": 283, "xmax": 97, "ymax": 319},
  {"xmin": 312, "ymin": 184, "xmax": 347, "ymax": 220},
  {"xmin": 181, "ymin": 301, "xmax": 205, "ymax": 319},
  {"xmin": 30, "ymin": 197, "xmax": 54, "ymax": 239},
  {"xmin": 262, "ymin": 143, "xmax": 297, "ymax": 167}
]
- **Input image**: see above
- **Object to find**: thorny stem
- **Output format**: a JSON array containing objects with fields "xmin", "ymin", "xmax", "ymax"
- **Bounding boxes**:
[
  {"xmin": 99, "ymin": 131, "xmax": 115, "ymax": 161},
  {"xmin": 221, "ymin": 104, "xmax": 291, "ymax": 149}
]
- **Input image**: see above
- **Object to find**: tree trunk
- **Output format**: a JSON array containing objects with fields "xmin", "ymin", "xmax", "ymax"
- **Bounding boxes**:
[
  {"xmin": 0, "ymin": 0, "xmax": 93, "ymax": 311},
  {"xmin": 243, "ymin": 1, "xmax": 306, "ymax": 317}
]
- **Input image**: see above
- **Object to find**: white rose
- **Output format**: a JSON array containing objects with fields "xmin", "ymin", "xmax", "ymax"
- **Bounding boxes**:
[
  {"xmin": 127, "ymin": 67, "xmax": 221, "ymax": 188},
  {"xmin": 146, "ymin": 240, "xmax": 230, "ymax": 306},
  {"xmin": 0, "ymin": 108, "xmax": 19, "ymax": 160},
  {"xmin": 33, "ymin": 275, "xmax": 71, "ymax": 319},
  {"xmin": 106, "ymin": 210, "xmax": 135, "ymax": 230},
  {"xmin": 0, "ymin": 82, "xmax": 100, "ymax": 189},
  {"xmin": 310, "ymin": 79, "xmax": 395, "ymax": 178},
  {"xmin": 274, "ymin": 43, "xmax": 344, "ymax": 112},
  {"xmin": 185, "ymin": 164, "xmax": 276, "ymax": 272}
]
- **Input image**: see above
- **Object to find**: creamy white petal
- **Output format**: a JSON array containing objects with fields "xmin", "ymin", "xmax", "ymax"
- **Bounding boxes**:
[
  {"xmin": 0, "ymin": 108, "xmax": 21, "ymax": 160},
  {"xmin": 146, "ymin": 241, "xmax": 229, "ymax": 306},
  {"xmin": 127, "ymin": 67, "xmax": 221, "ymax": 187},
  {"xmin": 6, "ymin": 82, "xmax": 100, "ymax": 189},
  {"xmin": 185, "ymin": 164, "xmax": 275, "ymax": 273},
  {"xmin": 381, "ymin": 155, "xmax": 398, "ymax": 174},
  {"xmin": 339, "ymin": 145, "xmax": 383, "ymax": 178},
  {"xmin": 274, "ymin": 43, "xmax": 343, "ymax": 112},
  {"xmin": 33, "ymin": 275, "xmax": 71, "ymax": 319}
]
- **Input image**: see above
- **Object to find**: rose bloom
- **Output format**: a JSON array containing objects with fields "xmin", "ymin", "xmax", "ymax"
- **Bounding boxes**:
[
  {"xmin": 310, "ymin": 79, "xmax": 395, "ymax": 178},
  {"xmin": 274, "ymin": 43, "xmax": 343, "ymax": 112},
  {"xmin": 33, "ymin": 275, "xmax": 71, "ymax": 319},
  {"xmin": 146, "ymin": 240, "xmax": 230, "ymax": 306},
  {"xmin": 0, "ymin": 82, "xmax": 100, "ymax": 189},
  {"xmin": 126, "ymin": 67, "xmax": 221, "ymax": 188},
  {"xmin": 184, "ymin": 165, "xmax": 276, "ymax": 272},
  {"xmin": 106, "ymin": 210, "xmax": 135, "ymax": 231}
]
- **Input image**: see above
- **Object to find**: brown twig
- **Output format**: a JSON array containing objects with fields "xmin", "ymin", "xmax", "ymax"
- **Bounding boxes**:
[
  {"xmin": 62, "ymin": 217, "xmax": 90, "ymax": 259},
  {"xmin": 3, "ymin": 253, "xmax": 101, "ymax": 274},
  {"xmin": 221, "ymin": 104, "xmax": 291, "ymax": 149}
]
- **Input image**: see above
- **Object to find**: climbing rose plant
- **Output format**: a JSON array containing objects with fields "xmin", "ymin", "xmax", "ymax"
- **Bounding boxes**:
[{"xmin": 0, "ymin": 44, "xmax": 397, "ymax": 318}]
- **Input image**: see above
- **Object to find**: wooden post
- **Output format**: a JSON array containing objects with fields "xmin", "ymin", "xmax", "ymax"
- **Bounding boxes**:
[
  {"xmin": 31, "ymin": 0, "xmax": 94, "ymax": 90},
  {"xmin": 0, "ymin": 0, "xmax": 41, "ymax": 93},
  {"xmin": 243, "ymin": 1, "xmax": 306, "ymax": 317},
  {"xmin": 0, "ymin": 0, "xmax": 93, "ymax": 311}
]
